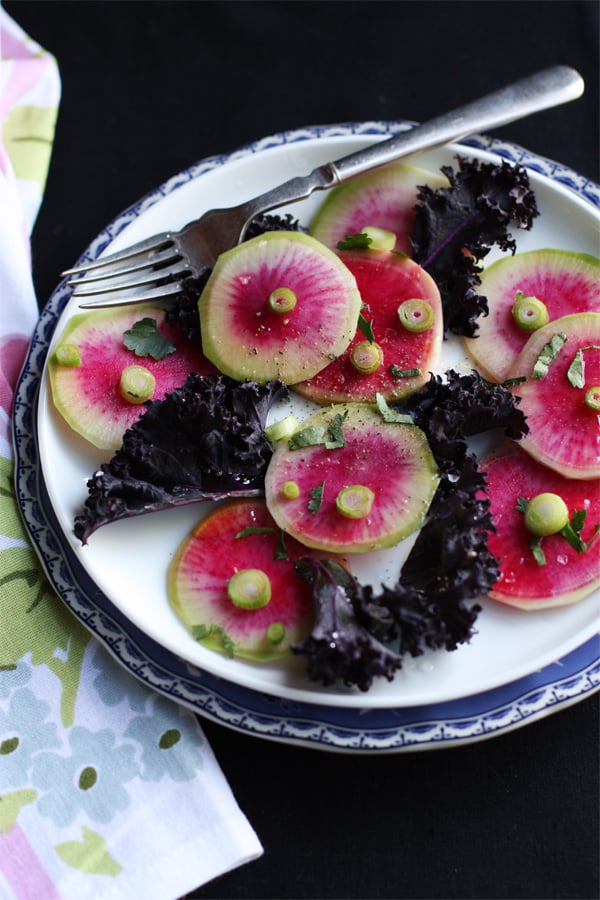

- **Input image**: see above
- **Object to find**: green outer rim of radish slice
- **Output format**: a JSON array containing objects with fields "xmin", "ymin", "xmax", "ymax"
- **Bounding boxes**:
[
  {"xmin": 48, "ymin": 303, "xmax": 214, "ymax": 450},
  {"xmin": 292, "ymin": 250, "xmax": 443, "ymax": 405},
  {"xmin": 481, "ymin": 447, "xmax": 600, "ymax": 609},
  {"xmin": 198, "ymin": 231, "xmax": 362, "ymax": 385},
  {"xmin": 462, "ymin": 249, "xmax": 600, "ymax": 382},
  {"xmin": 265, "ymin": 403, "xmax": 439, "ymax": 554},
  {"xmin": 506, "ymin": 312, "xmax": 600, "ymax": 480},
  {"xmin": 168, "ymin": 499, "xmax": 320, "ymax": 661},
  {"xmin": 309, "ymin": 161, "xmax": 448, "ymax": 255}
]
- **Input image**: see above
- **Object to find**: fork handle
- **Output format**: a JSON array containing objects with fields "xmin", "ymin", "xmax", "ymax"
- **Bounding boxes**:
[{"xmin": 238, "ymin": 65, "xmax": 583, "ymax": 222}]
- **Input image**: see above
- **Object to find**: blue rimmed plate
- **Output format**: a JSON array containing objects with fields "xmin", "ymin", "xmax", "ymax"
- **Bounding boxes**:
[{"xmin": 14, "ymin": 122, "xmax": 600, "ymax": 751}]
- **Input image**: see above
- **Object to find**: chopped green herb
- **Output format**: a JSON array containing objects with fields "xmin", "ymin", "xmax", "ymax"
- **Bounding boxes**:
[
  {"xmin": 531, "ymin": 332, "xmax": 567, "ymax": 380},
  {"xmin": 357, "ymin": 313, "xmax": 375, "ymax": 343},
  {"xmin": 308, "ymin": 481, "xmax": 324, "ymax": 514},
  {"xmin": 235, "ymin": 524, "xmax": 288, "ymax": 560},
  {"xmin": 337, "ymin": 232, "xmax": 372, "ymax": 250},
  {"xmin": 529, "ymin": 536, "xmax": 547, "ymax": 567},
  {"xmin": 191, "ymin": 624, "xmax": 236, "ymax": 657},
  {"xmin": 123, "ymin": 317, "xmax": 177, "ymax": 360},
  {"xmin": 500, "ymin": 376, "xmax": 527, "ymax": 388},
  {"xmin": 375, "ymin": 392, "xmax": 413, "ymax": 424},
  {"xmin": 516, "ymin": 496, "xmax": 599, "ymax": 565},
  {"xmin": 560, "ymin": 509, "xmax": 600, "ymax": 553},
  {"xmin": 289, "ymin": 412, "xmax": 347, "ymax": 450},
  {"xmin": 275, "ymin": 530, "xmax": 288, "ymax": 560},
  {"xmin": 566, "ymin": 345, "xmax": 600, "ymax": 389},
  {"xmin": 235, "ymin": 525, "xmax": 276, "ymax": 539},
  {"xmin": 389, "ymin": 365, "xmax": 422, "ymax": 379}
]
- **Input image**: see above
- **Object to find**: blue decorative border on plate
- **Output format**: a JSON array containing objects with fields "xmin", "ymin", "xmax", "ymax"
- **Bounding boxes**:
[{"xmin": 14, "ymin": 122, "xmax": 600, "ymax": 753}]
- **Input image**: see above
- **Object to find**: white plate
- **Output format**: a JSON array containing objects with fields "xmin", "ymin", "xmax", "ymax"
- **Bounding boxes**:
[{"xmin": 24, "ymin": 123, "xmax": 600, "ymax": 718}]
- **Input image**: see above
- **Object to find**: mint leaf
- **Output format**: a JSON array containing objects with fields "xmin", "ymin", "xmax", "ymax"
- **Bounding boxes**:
[
  {"xmin": 531, "ymin": 332, "xmax": 567, "ymax": 380},
  {"xmin": 566, "ymin": 345, "xmax": 600, "ymax": 389},
  {"xmin": 375, "ymin": 393, "xmax": 413, "ymax": 424},
  {"xmin": 308, "ymin": 482, "xmax": 324, "ymax": 514},
  {"xmin": 390, "ymin": 365, "xmax": 422, "ymax": 379},
  {"xmin": 123, "ymin": 317, "xmax": 176, "ymax": 360},
  {"xmin": 289, "ymin": 413, "xmax": 347, "ymax": 451},
  {"xmin": 530, "ymin": 536, "xmax": 546, "ymax": 566}
]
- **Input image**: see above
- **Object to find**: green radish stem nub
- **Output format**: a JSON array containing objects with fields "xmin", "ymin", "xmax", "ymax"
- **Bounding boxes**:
[
  {"xmin": 55, "ymin": 343, "xmax": 81, "ymax": 367},
  {"xmin": 350, "ymin": 340, "xmax": 383, "ymax": 375},
  {"xmin": 119, "ymin": 365, "xmax": 156, "ymax": 404},
  {"xmin": 268, "ymin": 287, "xmax": 297, "ymax": 314},
  {"xmin": 280, "ymin": 480, "xmax": 300, "ymax": 499},
  {"xmin": 585, "ymin": 386, "xmax": 600, "ymax": 411},
  {"xmin": 266, "ymin": 622, "xmax": 285, "ymax": 644},
  {"xmin": 512, "ymin": 291, "xmax": 549, "ymax": 332},
  {"xmin": 524, "ymin": 492, "xmax": 570, "ymax": 536},
  {"xmin": 336, "ymin": 484, "xmax": 375, "ymax": 519},
  {"xmin": 227, "ymin": 569, "xmax": 272, "ymax": 609},
  {"xmin": 397, "ymin": 299, "xmax": 435, "ymax": 333}
]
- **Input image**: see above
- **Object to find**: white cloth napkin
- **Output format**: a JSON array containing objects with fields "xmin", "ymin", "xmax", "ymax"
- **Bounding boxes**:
[{"xmin": 0, "ymin": 8, "xmax": 262, "ymax": 898}]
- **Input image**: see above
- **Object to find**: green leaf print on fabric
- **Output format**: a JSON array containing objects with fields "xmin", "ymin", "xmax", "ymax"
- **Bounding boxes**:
[
  {"xmin": 0, "ymin": 790, "xmax": 37, "ymax": 833},
  {"xmin": 2, "ymin": 104, "xmax": 58, "ymax": 187},
  {"xmin": 55, "ymin": 826, "xmax": 122, "ymax": 876},
  {"xmin": 0, "ymin": 456, "xmax": 90, "ymax": 726}
]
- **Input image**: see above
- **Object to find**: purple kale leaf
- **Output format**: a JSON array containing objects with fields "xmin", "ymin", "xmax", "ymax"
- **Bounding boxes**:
[
  {"xmin": 411, "ymin": 156, "xmax": 538, "ymax": 337},
  {"xmin": 74, "ymin": 373, "xmax": 287, "ymax": 543},
  {"xmin": 292, "ymin": 557, "xmax": 402, "ymax": 692}
]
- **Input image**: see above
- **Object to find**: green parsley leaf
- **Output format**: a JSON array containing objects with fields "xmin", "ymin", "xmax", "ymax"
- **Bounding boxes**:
[
  {"xmin": 308, "ymin": 481, "xmax": 324, "ymax": 514},
  {"xmin": 337, "ymin": 232, "xmax": 372, "ymax": 250},
  {"xmin": 123, "ymin": 317, "xmax": 176, "ymax": 360},
  {"xmin": 531, "ymin": 332, "xmax": 567, "ymax": 380},
  {"xmin": 515, "ymin": 496, "xmax": 529, "ymax": 513}
]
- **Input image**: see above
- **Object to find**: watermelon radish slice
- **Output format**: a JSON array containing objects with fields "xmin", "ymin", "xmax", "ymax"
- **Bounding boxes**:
[
  {"xmin": 293, "ymin": 250, "xmax": 443, "ymax": 404},
  {"xmin": 198, "ymin": 231, "xmax": 361, "ymax": 384},
  {"xmin": 481, "ymin": 446, "xmax": 600, "ymax": 609},
  {"xmin": 48, "ymin": 304, "xmax": 216, "ymax": 450},
  {"xmin": 264, "ymin": 403, "xmax": 439, "ymax": 554},
  {"xmin": 168, "ymin": 499, "xmax": 322, "ymax": 660},
  {"xmin": 310, "ymin": 161, "xmax": 448, "ymax": 254},
  {"xmin": 506, "ymin": 312, "xmax": 600, "ymax": 479},
  {"xmin": 462, "ymin": 249, "xmax": 599, "ymax": 381}
]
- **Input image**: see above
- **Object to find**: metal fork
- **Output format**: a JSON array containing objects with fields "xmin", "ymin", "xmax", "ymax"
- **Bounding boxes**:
[{"xmin": 64, "ymin": 66, "xmax": 583, "ymax": 309}]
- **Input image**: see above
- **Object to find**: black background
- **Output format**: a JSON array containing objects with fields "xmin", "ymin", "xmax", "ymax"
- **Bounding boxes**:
[{"xmin": 6, "ymin": 2, "xmax": 599, "ymax": 898}]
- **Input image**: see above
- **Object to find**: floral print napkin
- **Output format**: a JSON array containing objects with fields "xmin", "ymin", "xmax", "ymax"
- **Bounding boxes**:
[{"xmin": 0, "ymin": 8, "xmax": 262, "ymax": 898}]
